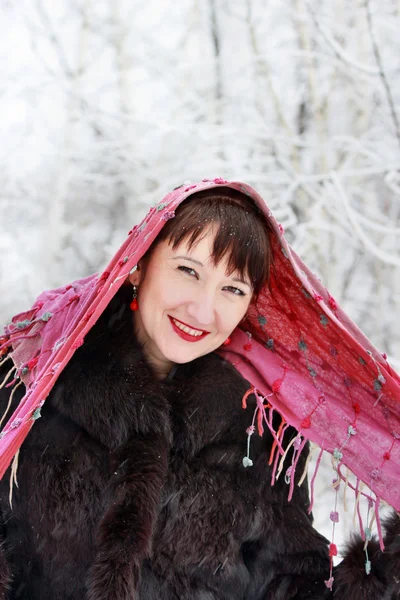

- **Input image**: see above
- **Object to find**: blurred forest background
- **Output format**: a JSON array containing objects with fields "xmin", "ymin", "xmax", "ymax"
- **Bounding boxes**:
[{"xmin": 0, "ymin": 0, "xmax": 399, "ymax": 558}]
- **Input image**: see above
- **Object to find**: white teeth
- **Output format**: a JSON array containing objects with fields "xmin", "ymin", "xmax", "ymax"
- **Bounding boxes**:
[{"xmin": 172, "ymin": 318, "xmax": 203, "ymax": 337}]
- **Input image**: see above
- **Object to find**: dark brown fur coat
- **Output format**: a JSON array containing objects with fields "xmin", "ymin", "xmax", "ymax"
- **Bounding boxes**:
[
  {"xmin": 332, "ymin": 512, "xmax": 400, "ymax": 599},
  {"xmin": 0, "ymin": 288, "xmax": 331, "ymax": 599}
]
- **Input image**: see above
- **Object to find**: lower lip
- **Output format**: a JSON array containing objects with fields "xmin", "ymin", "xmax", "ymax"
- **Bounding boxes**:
[{"xmin": 168, "ymin": 316, "xmax": 209, "ymax": 343}]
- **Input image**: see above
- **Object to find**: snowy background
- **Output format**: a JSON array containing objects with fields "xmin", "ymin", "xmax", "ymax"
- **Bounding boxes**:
[{"xmin": 1, "ymin": 0, "xmax": 399, "ymax": 560}]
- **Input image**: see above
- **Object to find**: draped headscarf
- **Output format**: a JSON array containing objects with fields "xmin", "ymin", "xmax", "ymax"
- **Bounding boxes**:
[{"xmin": 1, "ymin": 179, "xmax": 399, "ymax": 559}]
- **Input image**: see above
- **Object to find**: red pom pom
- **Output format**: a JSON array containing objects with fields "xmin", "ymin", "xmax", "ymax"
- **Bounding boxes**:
[
  {"xmin": 301, "ymin": 417, "xmax": 311, "ymax": 429},
  {"xmin": 329, "ymin": 543, "xmax": 337, "ymax": 557},
  {"xmin": 83, "ymin": 310, "xmax": 95, "ymax": 322},
  {"xmin": 272, "ymin": 380, "xmax": 282, "ymax": 393},
  {"xmin": 383, "ymin": 452, "xmax": 391, "ymax": 461},
  {"xmin": 27, "ymin": 357, "xmax": 39, "ymax": 371},
  {"xmin": 352, "ymin": 402, "xmax": 361, "ymax": 414},
  {"xmin": 328, "ymin": 294, "xmax": 338, "ymax": 311},
  {"xmin": 72, "ymin": 338, "xmax": 84, "ymax": 350},
  {"xmin": 99, "ymin": 271, "xmax": 110, "ymax": 282},
  {"xmin": 244, "ymin": 343, "xmax": 252, "ymax": 351}
]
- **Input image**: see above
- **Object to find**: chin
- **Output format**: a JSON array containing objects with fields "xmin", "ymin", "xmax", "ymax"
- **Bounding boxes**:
[{"xmin": 160, "ymin": 342, "xmax": 215, "ymax": 365}]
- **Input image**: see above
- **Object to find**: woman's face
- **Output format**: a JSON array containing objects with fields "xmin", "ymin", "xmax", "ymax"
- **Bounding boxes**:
[{"xmin": 129, "ymin": 228, "xmax": 252, "ymax": 377}]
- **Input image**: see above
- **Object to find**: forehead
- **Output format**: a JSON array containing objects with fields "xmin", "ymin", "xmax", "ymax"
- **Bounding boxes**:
[{"xmin": 163, "ymin": 227, "xmax": 221, "ymax": 262}]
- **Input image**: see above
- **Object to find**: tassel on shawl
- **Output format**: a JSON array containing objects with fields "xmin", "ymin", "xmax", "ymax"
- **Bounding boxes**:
[{"xmin": 9, "ymin": 448, "xmax": 20, "ymax": 509}]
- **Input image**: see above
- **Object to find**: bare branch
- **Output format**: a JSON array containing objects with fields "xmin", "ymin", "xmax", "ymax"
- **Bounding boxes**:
[{"xmin": 365, "ymin": 0, "xmax": 400, "ymax": 149}]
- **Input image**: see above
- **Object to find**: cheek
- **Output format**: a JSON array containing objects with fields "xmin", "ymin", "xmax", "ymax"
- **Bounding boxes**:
[
  {"xmin": 140, "ymin": 269, "xmax": 189, "ymax": 312},
  {"xmin": 218, "ymin": 299, "xmax": 250, "ymax": 333}
]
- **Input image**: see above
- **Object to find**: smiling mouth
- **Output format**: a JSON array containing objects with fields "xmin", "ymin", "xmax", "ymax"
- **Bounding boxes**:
[{"xmin": 168, "ymin": 316, "xmax": 210, "ymax": 342}]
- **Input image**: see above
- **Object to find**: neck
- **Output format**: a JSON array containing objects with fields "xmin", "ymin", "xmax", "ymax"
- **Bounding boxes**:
[
  {"xmin": 131, "ymin": 312, "xmax": 174, "ymax": 380},
  {"xmin": 144, "ymin": 350, "xmax": 173, "ymax": 380}
]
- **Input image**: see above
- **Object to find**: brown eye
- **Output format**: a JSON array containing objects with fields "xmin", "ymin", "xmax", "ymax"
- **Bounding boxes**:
[
  {"xmin": 224, "ymin": 286, "xmax": 245, "ymax": 296},
  {"xmin": 178, "ymin": 266, "xmax": 198, "ymax": 279}
]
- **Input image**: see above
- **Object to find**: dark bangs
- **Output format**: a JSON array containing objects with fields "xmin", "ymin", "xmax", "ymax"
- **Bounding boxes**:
[{"xmin": 156, "ymin": 187, "xmax": 273, "ymax": 296}]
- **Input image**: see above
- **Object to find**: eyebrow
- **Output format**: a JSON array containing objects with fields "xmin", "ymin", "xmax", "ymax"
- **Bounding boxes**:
[
  {"xmin": 173, "ymin": 255, "xmax": 203, "ymax": 266},
  {"xmin": 172, "ymin": 255, "xmax": 251, "ymax": 287}
]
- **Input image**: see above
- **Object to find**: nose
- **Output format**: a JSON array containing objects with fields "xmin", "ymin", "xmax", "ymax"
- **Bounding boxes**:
[{"xmin": 186, "ymin": 288, "xmax": 216, "ymax": 327}]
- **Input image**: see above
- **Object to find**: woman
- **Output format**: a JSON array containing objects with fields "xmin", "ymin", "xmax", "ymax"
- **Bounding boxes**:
[{"xmin": 0, "ymin": 179, "xmax": 399, "ymax": 599}]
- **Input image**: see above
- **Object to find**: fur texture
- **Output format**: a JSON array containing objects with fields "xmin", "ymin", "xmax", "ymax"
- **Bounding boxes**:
[
  {"xmin": 333, "ymin": 512, "xmax": 400, "ymax": 599},
  {"xmin": 0, "ymin": 288, "xmax": 330, "ymax": 599}
]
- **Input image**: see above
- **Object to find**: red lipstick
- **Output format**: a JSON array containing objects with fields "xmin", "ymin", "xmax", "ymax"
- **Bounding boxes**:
[{"xmin": 168, "ymin": 316, "xmax": 210, "ymax": 343}]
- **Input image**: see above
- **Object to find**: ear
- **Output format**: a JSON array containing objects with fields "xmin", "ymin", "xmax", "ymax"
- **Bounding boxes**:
[{"xmin": 127, "ymin": 262, "xmax": 142, "ymax": 286}]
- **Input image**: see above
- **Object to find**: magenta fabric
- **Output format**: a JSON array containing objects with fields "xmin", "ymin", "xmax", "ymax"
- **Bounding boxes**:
[{"xmin": 1, "ymin": 178, "xmax": 399, "ymax": 516}]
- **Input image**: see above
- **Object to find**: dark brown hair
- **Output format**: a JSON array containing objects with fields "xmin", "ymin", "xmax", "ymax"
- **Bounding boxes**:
[{"xmin": 153, "ymin": 186, "xmax": 272, "ymax": 296}]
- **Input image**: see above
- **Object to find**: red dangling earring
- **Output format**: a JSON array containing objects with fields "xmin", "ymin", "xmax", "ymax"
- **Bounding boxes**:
[
  {"xmin": 223, "ymin": 337, "xmax": 231, "ymax": 346},
  {"xmin": 130, "ymin": 285, "xmax": 139, "ymax": 311},
  {"xmin": 243, "ymin": 332, "xmax": 252, "ymax": 351}
]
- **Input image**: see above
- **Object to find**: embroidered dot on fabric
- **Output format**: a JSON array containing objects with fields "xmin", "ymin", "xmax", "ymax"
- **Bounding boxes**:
[
  {"xmin": 40, "ymin": 312, "xmax": 53, "ymax": 322},
  {"xmin": 32, "ymin": 407, "xmax": 42, "ymax": 420},
  {"xmin": 27, "ymin": 357, "xmax": 39, "ymax": 371},
  {"xmin": 16, "ymin": 320, "xmax": 32, "ymax": 330},
  {"xmin": 98, "ymin": 271, "xmax": 110, "ymax": 283},
  {"xmin": 324, "ymin": 576, "xmax": 334, "ymax": 590},
  {"xmin": 162, "ymin": 210, "xmax": 175, "ymax": 221},
  {"xmin": 329, "ymin": 543, "xmax": 337, "ymax": 557},
  {"xmin": 257, "ymin": 315, "xmax": 267, "ymax": 328},
  {"xmin": 333, "ymin": 448, "xmax": 343, "ymax": 460},
  {"xmin": 330, "ymin": 511, "xmax": 339, "ymax": 523},
  {"xmin": 71, "ymin": 338, "xmax": 84, "ymax": 350},
  {"xmin": 328, "ymin": 294, "xmax": 338, "ymax": 312},
  {"xmin": 320, "ymin": 314, "xmax": 329, "ymax": 327},
  {"xmin": 293, "ymin": 435, "xmax": 303, "ymax": 450},
  {"xmin": 83, "ymin": 310, "xmax": 95, "ymax": 323},
  {"xmin": 370, "ymin": 468, "xmax": 381, "ymax": 480}
]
